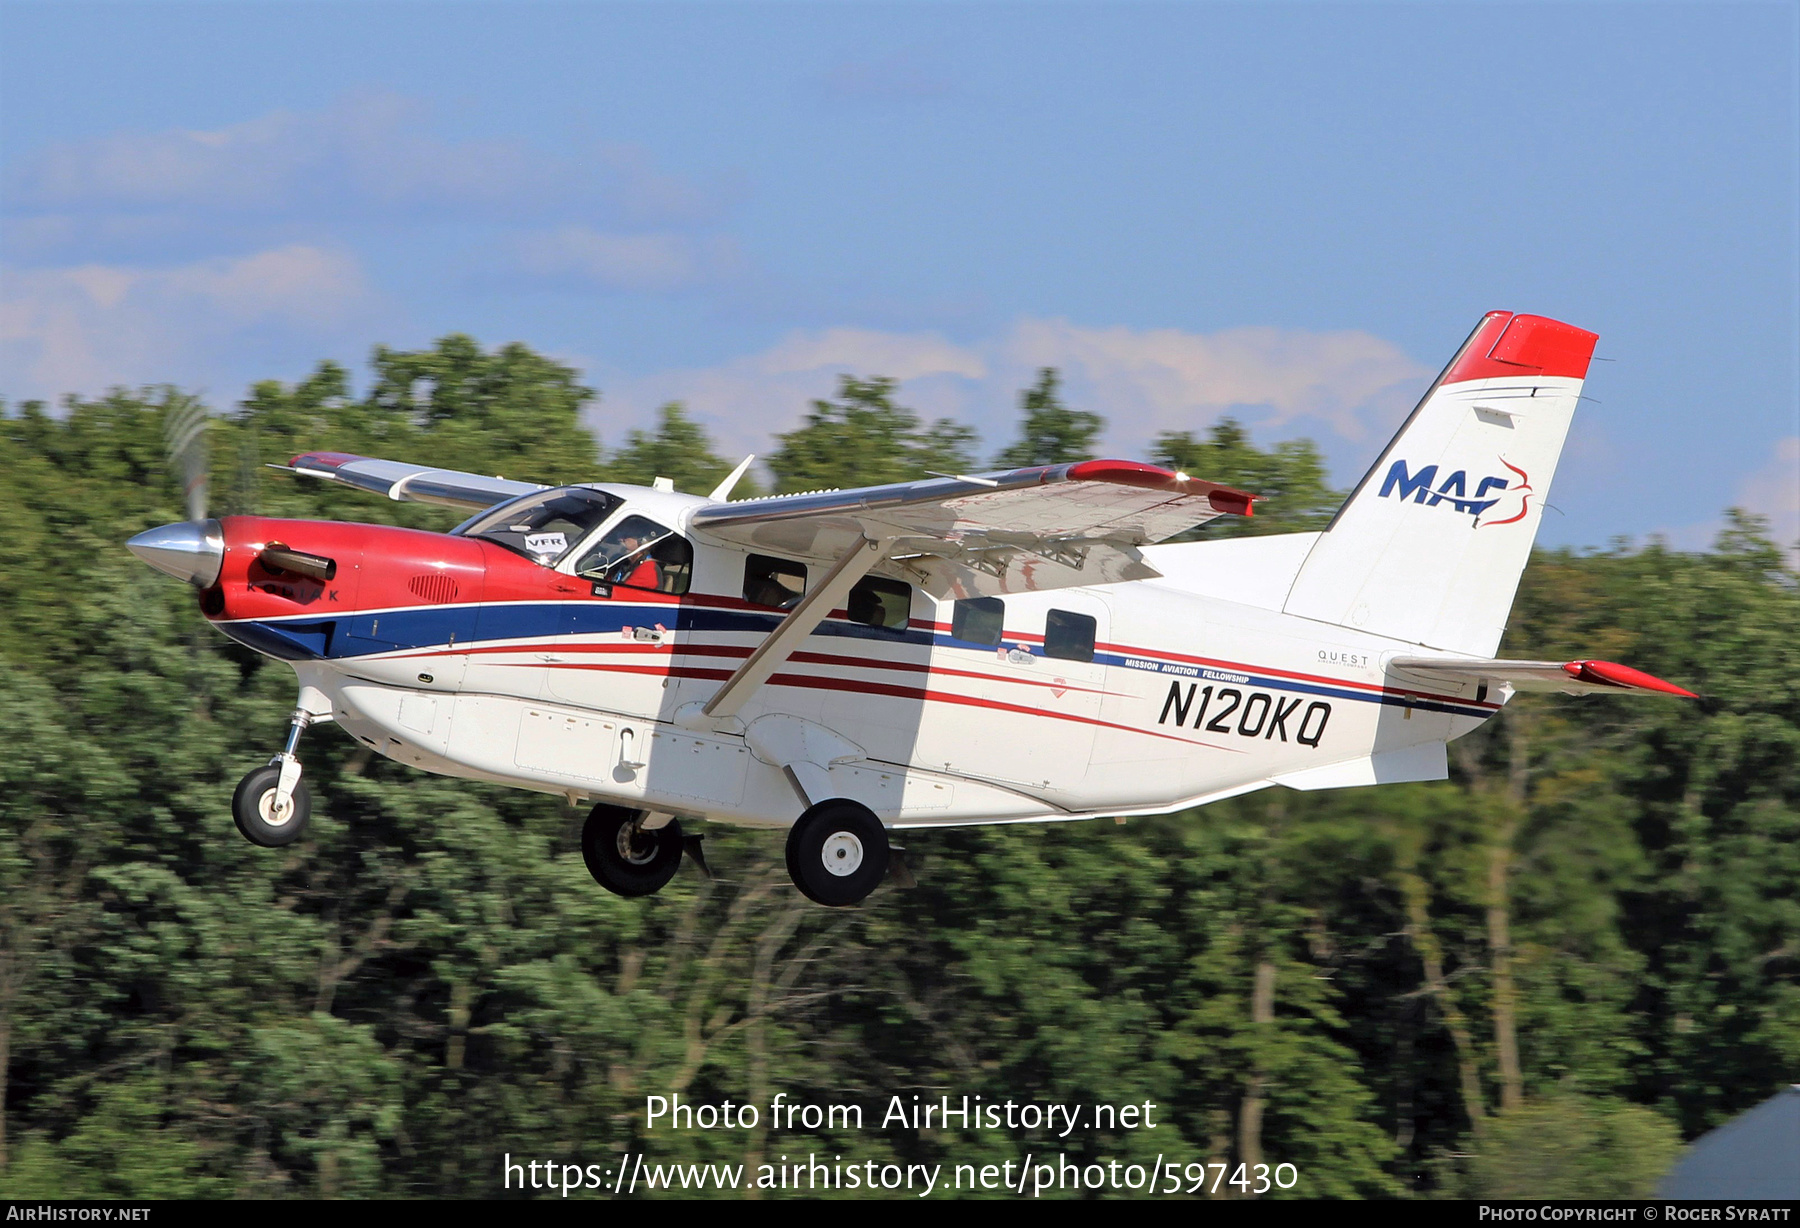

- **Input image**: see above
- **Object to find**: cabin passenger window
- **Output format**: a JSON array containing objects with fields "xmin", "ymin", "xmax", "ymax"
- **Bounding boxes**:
[
  {"xmin": 951, "ymin": 597, "xmax": 1004, "ymax": 646},
  {"xmin": 1044, "ymin": 609, "xmax": 1096, "ymax": 662},
  {"xmin": 744, "ymin": 554, "xmax": 807, "ymax": 610},
  {"xmin": 572, "ymin": 516, "xmax": 692, "ymax": 595},
  {"xmin": 848, "ymin": 576, "xmax": 912, "ymax": 631}
]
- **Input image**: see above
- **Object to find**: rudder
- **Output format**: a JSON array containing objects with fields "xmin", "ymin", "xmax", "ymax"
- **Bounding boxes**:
[{"xmin": 1282, "ymin": 311, "xmax": 1598, "ymax": 657}]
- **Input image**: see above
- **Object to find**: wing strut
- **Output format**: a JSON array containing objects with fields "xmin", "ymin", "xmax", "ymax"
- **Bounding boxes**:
[{"xmin": 701, "ymin": 537, "xmax": 888, "ymax": 720}]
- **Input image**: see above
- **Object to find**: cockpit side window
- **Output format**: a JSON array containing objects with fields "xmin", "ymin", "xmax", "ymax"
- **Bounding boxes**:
[
  {"xmin": 456, "ymin": 488, "xmax": 621, "ymax": 566},
  {"xmin": 572, "ymin": 515, "xmax": 692, "ymax": 595}
]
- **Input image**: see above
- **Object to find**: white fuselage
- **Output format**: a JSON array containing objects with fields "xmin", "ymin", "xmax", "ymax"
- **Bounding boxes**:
[{"xmin": 285, "ymin": 508, "xmax": 1499, "ymax": 830}]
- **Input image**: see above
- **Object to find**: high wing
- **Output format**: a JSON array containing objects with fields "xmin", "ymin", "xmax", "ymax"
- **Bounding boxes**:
[
  {"xmin": 1388, "ymin": 656, "xmax": 1698, "ymax": 697},
  {"xmin": 689, "ymin": 459, "xmax": 1258, "ymax": 599},
  {"xmin": 275, "ymin": 451, "xmax": 545, "ymax": 510},
  {"xmin": 691, "ymin": 459, "xmax": 1255, "ymax": 720}
]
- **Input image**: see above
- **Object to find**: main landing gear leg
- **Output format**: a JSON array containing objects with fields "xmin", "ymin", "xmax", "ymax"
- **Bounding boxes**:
[{"xmin": 231, "ymin": 708, "xmax": 315, "ymax": 848}]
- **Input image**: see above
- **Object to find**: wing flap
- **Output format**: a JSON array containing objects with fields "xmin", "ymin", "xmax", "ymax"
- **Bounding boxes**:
[
  {"xmin": 1388, "ymin": 655, "xmax": 1697, "ymax": 697},
  {"xmin": 277, "ymin": 451, "xmax": 545, "ymax": 510}
]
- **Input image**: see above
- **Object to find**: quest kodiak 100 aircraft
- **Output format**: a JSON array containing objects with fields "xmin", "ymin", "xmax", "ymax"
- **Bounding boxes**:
[{"xmin": 127, "ymin": 311, "xmax": 1695, "ymax": 906}]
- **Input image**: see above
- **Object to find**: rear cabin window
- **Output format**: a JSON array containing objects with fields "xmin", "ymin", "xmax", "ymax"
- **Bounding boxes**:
[
  {"xmin": 1044, "ymin": 609, "xmax": 1097, "ymax": 662},
  {"xmin": 848, "ymin": 576, "xmax": 912, "ymax": 632},
  {"xmin": 744, "ymin": 554, "xmax": 807, "ymax": 610},
  {"xmin": 951, "ymin": 596, "xmax": 1004, "ymax": 646}
]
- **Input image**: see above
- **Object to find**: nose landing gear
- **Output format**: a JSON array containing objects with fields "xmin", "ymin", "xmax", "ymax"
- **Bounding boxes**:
[
  {"xmin": 581, "ymin": 803, "xmax": 685, "ymax": 897},
  {"xmin": 231, "ymin": 708, "xmax": 315, "ymax": 847}
]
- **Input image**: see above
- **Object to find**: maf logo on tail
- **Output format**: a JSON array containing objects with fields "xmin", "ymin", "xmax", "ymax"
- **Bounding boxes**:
[{"xmin": 1379, "ymin": 458, "xmax": 1532, "ymax": 527}]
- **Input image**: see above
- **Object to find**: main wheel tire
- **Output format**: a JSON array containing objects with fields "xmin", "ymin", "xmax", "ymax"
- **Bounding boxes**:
[
  {"xmin": 581, "ymin": 804, "xmax": 683, "ymax": 897},
  {"xmin": 786, "ymin": 800, "xmax": 889, "ymax": 907},
  {"xmin": 231, "ymin": 764, "xmax": 312, "ymax": 848}
]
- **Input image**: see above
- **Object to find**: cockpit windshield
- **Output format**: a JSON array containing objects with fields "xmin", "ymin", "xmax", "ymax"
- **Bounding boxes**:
[{"xmin": 455, "ymin": 487, "xmax": 622, "ymax": 566}]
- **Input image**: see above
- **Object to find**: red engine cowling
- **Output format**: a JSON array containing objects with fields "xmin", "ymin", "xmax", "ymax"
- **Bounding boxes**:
[
  {"xmin": 204, "ymin": 516, "xmax": 487, "ymax": 622},
  {"xmin": 199, "ymin": 516, "xmax": 637, "ymax": 662}
]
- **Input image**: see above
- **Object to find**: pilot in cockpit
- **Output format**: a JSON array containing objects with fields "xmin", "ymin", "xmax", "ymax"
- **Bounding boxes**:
[{"xmin": 573, "ymin": 514, "xmax": 688, "ymax": 594}]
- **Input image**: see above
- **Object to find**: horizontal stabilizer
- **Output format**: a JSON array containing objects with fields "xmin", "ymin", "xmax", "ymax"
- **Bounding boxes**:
[{"xmin": 1388, "ymin": 656, "xmax": 1697, "ymax": 697}]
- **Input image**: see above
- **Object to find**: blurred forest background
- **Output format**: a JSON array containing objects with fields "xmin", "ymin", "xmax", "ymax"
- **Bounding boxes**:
[{"xmin": 1, "ymin": 338, "xmax": 1794, "ymax": 1199}]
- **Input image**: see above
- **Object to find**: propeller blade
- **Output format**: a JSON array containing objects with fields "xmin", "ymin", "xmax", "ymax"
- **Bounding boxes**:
[{"xmin": 164, "ymin": 395, "xmax": 210, "ymax": 523}]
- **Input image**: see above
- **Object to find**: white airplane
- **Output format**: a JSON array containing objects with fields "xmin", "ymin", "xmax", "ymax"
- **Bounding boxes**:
[{"xmin": 127, "ymin": 311, "xmax": 1694, "ymax": 906}]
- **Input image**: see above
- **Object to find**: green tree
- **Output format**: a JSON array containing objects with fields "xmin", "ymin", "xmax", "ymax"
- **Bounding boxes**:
[
  {"xmin": 993, "ymin": 369, "xmax": 1103, "ymax": 468},
  {"xmin": 1462, "ymin": 1096, "xmax": 1682, "ymax": 1199},
  {"xmin": 362, "ymin": 334, "xmax": 600, "ymax": 485},
  {"xmin": 605, "ymin": 402, "xmax": 753, "ymax": 497},
  {"xmin": 1152, "ymin": 419, "xmax": 1341, "ymax": 537},
  {"xmin": 766, "ymin": 376, "xmax": 976, "ymax": 493},
  {"xmin": 3, "ymin": 339, "xmax": 1795, "ymax": 1199}
]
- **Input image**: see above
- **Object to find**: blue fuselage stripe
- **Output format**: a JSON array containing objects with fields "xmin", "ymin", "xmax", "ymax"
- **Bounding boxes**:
[{"xmin": 218, "ymin": 600, "xmax": 1491, "ymax": 717}]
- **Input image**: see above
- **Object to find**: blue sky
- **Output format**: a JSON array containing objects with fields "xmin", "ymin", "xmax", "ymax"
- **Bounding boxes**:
[{"xmin": 3, "ymin": 1, "xmax": 1795, "ymax": 554}]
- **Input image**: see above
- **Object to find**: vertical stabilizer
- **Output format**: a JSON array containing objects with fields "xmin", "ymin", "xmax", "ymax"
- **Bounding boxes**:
[{"xmin": 1283, "ymin": 312, "xmax": 1598, "ymax": 657}]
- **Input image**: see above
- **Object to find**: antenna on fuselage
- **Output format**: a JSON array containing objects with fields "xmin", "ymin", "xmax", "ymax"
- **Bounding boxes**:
[{"xmin": 708, "ymin": 454, "xmax": 757, "ymax": 502}]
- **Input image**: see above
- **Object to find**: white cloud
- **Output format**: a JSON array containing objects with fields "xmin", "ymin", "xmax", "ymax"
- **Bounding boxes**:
[
  {"xmin": 1736, "ymin": 436, "xmax": 1800, "ymax": 562},
  {"xmin": 1003, "ymin": 319, "xmax": 1425, "ymax": 441},
  {"xmin": 508, "ymin": 226, "xmax": 744, "ymax": 293},
  {"xmin": 597, "ymin": 318, "xmax": 1427, "ymax": 466},
  {"xmin": 1647, "ymin": 437, "xmax": 1799, "ymax": 563},
  {"xmin": 4, "ymin": 92, "xmax": 728, "ymax": 228},
  {"xmin": 758, "ymin": 328, "xmax": 987, "ymax": 381},
  {"xmin": 0, "ymin": 245, "xmax": 377, "ymax": 402},
  {"xmin": 597, "ymin": 330, "xmax": 984, "ymax": 458}
]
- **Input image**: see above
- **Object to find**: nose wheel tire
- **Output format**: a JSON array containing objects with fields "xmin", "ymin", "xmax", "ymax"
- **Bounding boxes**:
[
  {"xmin": 231, "ymin": 765, "xmax": 312, "ymax": 848},
  {"xmin": 785, "ymin": 800, "xmax": 889, "ymax": 907},
  {"xmin": 581, "ymin": 804, "xmax": 683, "ymax": 897}
]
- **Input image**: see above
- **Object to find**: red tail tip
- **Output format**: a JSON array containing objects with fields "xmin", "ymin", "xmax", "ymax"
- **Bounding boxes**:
[{"xmin": 1446, "ymin": 312, "xmax": 1599, "ymax": 384}]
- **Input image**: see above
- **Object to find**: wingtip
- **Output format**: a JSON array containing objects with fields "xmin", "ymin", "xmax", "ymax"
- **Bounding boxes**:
[
  {"xmin": 1564, "ymin": 660, "xmax": 1698, "ymax": 698},
  {"xmin": 1065, "ymin": 459, "xmax": 1259, "ymax": 515},
  {"xmin": 287, "ymin": 450, "xmax": 365, "ymax": 470},
  {"xmin": 1208, "ymin": 489, "xmax": 1256, "ymax": 516}
]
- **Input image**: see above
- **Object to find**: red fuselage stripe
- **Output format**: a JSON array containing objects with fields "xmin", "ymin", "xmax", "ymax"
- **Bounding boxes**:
[{"xmin": 523, "ymin": 660, "xmax": 1242, "ymax": 752}]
